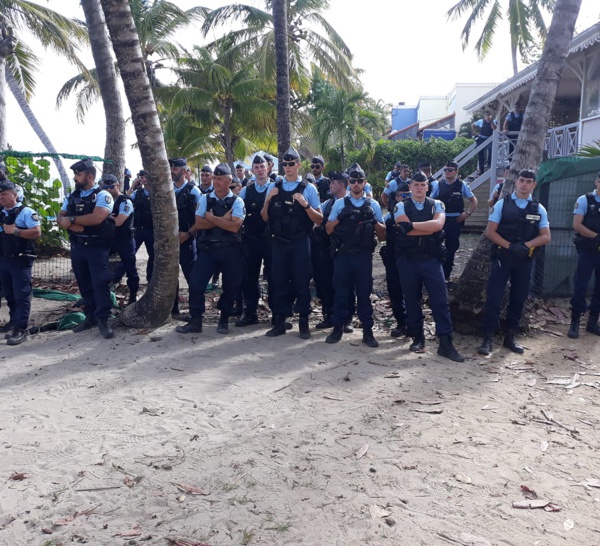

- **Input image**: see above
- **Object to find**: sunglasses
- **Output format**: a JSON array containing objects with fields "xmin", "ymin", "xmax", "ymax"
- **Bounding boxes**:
[
  {"xmin": 444, "ymin": 168, "xmax": 456, "ymax": 172},
  {"xmin": 349, "ymin": 178, "xmax": 365, "ymax": 184},
  {"xmin": 282, "ymin": 161, "xmax": 297, "ymax": 167},
  {"xmin": 310, "ymin": 164, "xmax": 322, "ymax": 169},
  {"xmin": 102, "ymin": 184, "xmax": 116, "ymax": 189}
]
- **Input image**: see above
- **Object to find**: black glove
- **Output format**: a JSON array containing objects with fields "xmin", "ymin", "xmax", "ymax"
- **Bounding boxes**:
[
  {"xmin": 398, "ymin": 221, "xmax": 414, "ymax": 235},
  {"xmin": 508, "ymin": 242, "xmax": 530, "ymax": 260}
]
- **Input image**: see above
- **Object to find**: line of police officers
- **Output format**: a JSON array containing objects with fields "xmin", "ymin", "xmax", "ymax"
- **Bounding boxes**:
[{"xmin": 3, "ymin": 155, "xmax": 600, "ymax": 354}]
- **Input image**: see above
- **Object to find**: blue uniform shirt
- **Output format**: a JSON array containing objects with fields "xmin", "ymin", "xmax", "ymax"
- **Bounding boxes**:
[
  {"xmin": 279, "ymin": 177, "xmax": 322, "ymax": 210},
  {"xmin": 61, "ymin": 184, "xmax": 114, "ymax": 213},
  {"xmin": 174, "ymin": 181, "xmax": 202, "ymax": 207},
  {"xmin": 196, "ymin": 190, "xmax": 246, "ymax": 220},
  {"xmin": 573, "ymin": 189, "xmax": 600, "ymax": 215},
  {"xmin": 489, "ymin": 192, "xmax": 549, "ymax": 229},
  {"xmin": 115, "ymin": 196, "xmax": 134, "ymax": 217},
  {"xmin": 239, "ymin": 181, "xmax": 272, "ymax": 200},
  {"xmin": 383, "ymin": 179, "xmax": 409, "ymax": 196},
  {"xmin": 394, "ymin": 198, "xmax": 445, "ymax": 221},
  {"xmin": 429, "ymin": 179, "xmax": 474, "ymax": 217},
  {"xmin": 474, "ymin": 118, "xmax": 498, "ymax": 129},
  {"xmin": 0, "ymin": 205, "xmax": 41, "ymax": 232},
  {"xmin": 329, "ymin": 195, "xmax": 384, "ymax": 223}
]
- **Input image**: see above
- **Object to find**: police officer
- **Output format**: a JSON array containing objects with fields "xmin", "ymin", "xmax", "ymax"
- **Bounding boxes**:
[
  {"xmin": 57, "ymin": 159, "xmax": 115, "ymax": 339},
  {"xmin": 310, "ymin": 155, "xmax": 331, "ymax": 201},
  {"xmin": 312, "ymin": 171, "xmax": 355, "ymax": 331},
  {"xmin": 261, "ymin": 146, "xmax": 322, "ymax": 338},
  {"xmin": 503, "ymin": 104, "xmax": 524, "ymax": 157},
  {"xmin": 170, "ymin": 157, "xmax": 202, "ymax": 318},
  {"xmin": 235, "ymin": 164, "xmax": 249, "ymax": 187},
  {"xmin": 127, "ymin": 170, "xmax": 154, "ymax": 283},
  {"xmin": 395, "ymin": 172, "xmax": 464, "ymax": 361},
  {"xmin": 488, "ymin": 164, "xmax": 511, "ymax": 208},
  {"xmin": 430, "ymin": 161, "xmax": 478, "ymax": 281},
  {"xmin": 235, "ymin": 154, "xmax": 273, "ymax": 326},
  {"xmin": 417, "ymin": 161, "xmax": 435, "ymax": 197},
  {"xmin": 478, "ymin": 169, "xmax": 550, "ymax": 355},
  {"xmin": 568, "ymin": 171, "xmax": 600, "ymax": 338},
  {"xmin": 199, "ymin": 165, "xmax": 214, "ymax": 194},
  {"xmin": 385, "ymin": 162, "xmax": 403, "ymax": 185},
  {"xmin": 382, "ymin": 165, "xmax": 411, "ymax": 212},
  {"xmin": 472, "ymin": 112, "xmax": 497, "ymax": 175},
  {"xmin": 325, "ymin": 164, "xmax": 385, "ymax": 347},
  {"xmin": 0, "ymin": 180, "xmax": 41, "ymax": 345},
  {"xmin": 176, "ymin": 163, "xmax": 245, "ymax": 335},
  {"xmin": 264, "ymin": 153, "xmax": 278, "ymax": 182},
  {"xmin": 103, "ymin": 174, "xmax": 139, "ymax": 306}
]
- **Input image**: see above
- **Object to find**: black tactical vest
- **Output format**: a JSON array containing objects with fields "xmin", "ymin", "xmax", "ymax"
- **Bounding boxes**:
[
  {"xmin": 496, "ymin": 197, "xmax": 541, "ymax": 243},
  {"xmin": 132, "ymin": 189, "xmax": 152, "ymax": 230},
  {"xmin": 66, "ymin": 187, "xmax": 115, "ymax": 246},
  {"xmin": 242, "ymin": 184, "xmax": 268, "ymax": 238},
  {"xmin": 582, "ymin": 193, "xmax": 600, "ymax": 233},
  {"xmin": 268, "ymin": 180, "xmax": 313, "ymax": 241},
  {"xmin": 197, "ymin": 195, "xmax": 242, "ymax": 243},
  {"xmin": 112, "ymin": 195, "xmax": 134, "ymax": 238},
  {"xmin": 396, "ymin": 197, "xmax": 445, "ymax": 260},
  {"xmin": 200, "ymin": 185, "xmax": 213, "ymax": 195},
  {"xmin": 506, "ymin": 113, "xmax": 523, "ymax": 132},
  {"xmin": 438, "ymin": 179, "xmax": 464, "ymax": 214},
  {"xmin": 480, "ymin": 119, "xmax": 494, "ymax": 137},
  {"xmin": 316, "ymin": 176, "xmax": 331, "ymax": 202},
  {"xmin": 0, "ymin": 205, "xmax": 37, "ymax": 258},
  {"xmin": 332, "ymin": 196, "xmax": 377, "ymax": 253},
  {"xmin": 175, "ymin": 183, "xmax": 197, "ymax": 233}
]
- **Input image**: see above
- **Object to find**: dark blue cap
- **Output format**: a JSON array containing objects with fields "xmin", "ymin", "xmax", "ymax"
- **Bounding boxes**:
[
  {"xmin": 101, "ymin": 174, "xmax": 118, "ymax": 185},
  {"xmin": 169, "ymin": 157, "xmax": 187, "ymax": 167},
  {"xmin": 329, "ymin": 171, "xmax": 349, "ymax": 181},
  {"xmin": 200, "ymin": 165, "xmax": 212, "ymax": 173},
  {"xmin": 0, "ymin": 180, "xmax": 16, "ymax": 192},
  {"xmin": 282, "ymin": 147, "xmax": 300, "ymax": 161},
  {"xmin": 70, "ymin": 158, "xmax": 95, "ymax": 173},
  {"xmin": 214, "ymin": 163, "xmax": 231, "ymax": 176},
  {"xmin": 311, "ymin": 155, "xmax": 324, "ymax": 165},
  {"xmin": 348, "ymin": 163, "xmax": 366, "ymax": 178},
  {"xmin": 252, "ymin": 154, "xmax": 266, "ymax": 165}
]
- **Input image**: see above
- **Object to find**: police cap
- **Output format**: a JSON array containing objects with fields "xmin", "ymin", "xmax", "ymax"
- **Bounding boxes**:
[
  {"xmin": 138, "ymin": 169, "xmax": 147, "ymax": 176},
  {"xmin": 410, "ymin": 172, "xmax": 428, "ymax": 183},
  {"xmin": 305, "ymin": 173, "xmax": 316, "ymax": 184},
  {"xmin": 213, "ymin": 163, "xmax": 232, "ymax": 176},
  {"xmin": 394, "ymin": 161, "xmax": 402, "ymax": 168},
  {"xmin": 348, "ymin": 163, "xmax": 366, "ymax": 178},
  {"xmin": 311, "ymin": 155, "xmax": 324, "ymax": 165},
  {"xmin": 70, "ymin": 158, "xmax": 95, "ymax": 173},
  {"xmin": 169, "ymin": 157, "xmax": 187, "ymax": 167},
  {"xmin": 252, "ymin": 154, "xmax": 267, "ymax": 165},
  {"xmin": 446, "ymin": 160, "xmax": 459, "ymax": 169},
  {"xmin": 263, "ymin": 153, "xmax": 275, "ymax": 163},
  {"xmin": 200, "ymin": 165, "xmax": 212, "ymax": 173},
  {"xmin": 518, "ymin": 168, "xmax": 536, "ymax": 181},
  {"xmin": 0, "ymin": 180, "xmax": 16, "ymax": 192},
  {"xmin": 329, "ymin": 171, "xmax": 349, "ymax": 182},
  {"xmin": 235, "ymin": 163, "xmax": 245, "ymax": 170},
  {"xmin": 282, "ymin": 147, "xmax": 300, "ymax": 161},
  {"xmin": 101, "ymin": 174, "xmax": 118, "ymax": 186}
]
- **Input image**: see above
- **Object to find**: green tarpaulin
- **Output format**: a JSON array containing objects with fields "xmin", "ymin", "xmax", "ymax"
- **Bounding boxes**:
[{"xmin": 537, "ymin": 157, "xmax": 600, "ymax": 186}]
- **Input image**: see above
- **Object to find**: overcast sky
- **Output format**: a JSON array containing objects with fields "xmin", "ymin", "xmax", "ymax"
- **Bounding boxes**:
[{"xmin": 5, "ymin": 0, "xmax": 599, "ymax": 175}]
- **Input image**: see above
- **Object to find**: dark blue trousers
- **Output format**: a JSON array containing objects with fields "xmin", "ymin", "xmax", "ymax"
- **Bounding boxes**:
[
  {"xmin": 381, "ymin": 246, "xmax": 406, "ymax": 325},
  {"xmin": 442, "ymin": 216, "xmax": 463, "ymax": 280},
  {"xmin": 332, "ymin": 251, "xmax": 374, "ymax": 328},
  {"xmin": 188, "ymin": 243, "xmax": 243, "ymax": 319},
  {"xmin": 397, "ymin": 256, "xmax": 452, "ymax": 337},
  {"xmin": 241, "ymin": 234, "xmax": 272, "ymax": 316},
  {"xmin": 483, "ymin": 256, "xmax": 533, "ymax": 333},
  {"xmin": 111, "ymin": 237, "xmax": 140, "ymax": 294},
  {"xmin": 271, "ymin": 237, "xmax": 312, "ymax": 318},
  {"xmin": 134, "ymin": 227, "xmax": 154, "ymax": 281},
  {"xmin": 71, "ymin": 242, "xmax": 112, "ymax": 320},
  {"xmin": 0, "ymin": 256, "xmax": 33, "ymax": 329},
  {"xmin": 173, "ymin": 238, "xmax": 197, "ymax": 314},
  {"xmin": 476, "ymin": 135, "xmax": 492, "ymax": 171},
  {"xmin": 570, "ymin": 248, "xmax": 600, "ymax": 314}
]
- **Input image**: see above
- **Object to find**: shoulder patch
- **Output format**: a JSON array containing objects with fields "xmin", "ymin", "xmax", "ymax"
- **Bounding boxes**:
[
  {"xmin": 439, "ymin": 201, "xmax": 446, "ymax": 211},
  {"xmin": 31, "ymin": 212, "xmax": 39, "ymax": 222},
  {"xmin": 105, "ymin": 194, "xmax": 113, "ymax": 204},
  {"xmin": 574, "ymin": 201, "xmax": 579, "ymax": 211},
  {"xmin": 124, "ymin": 204, "xmax": 130, "ymax": 212}
]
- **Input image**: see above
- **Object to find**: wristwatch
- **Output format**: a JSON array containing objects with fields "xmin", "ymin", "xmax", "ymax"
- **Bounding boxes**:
[
  {"xmin": 69, "ymin": 216, "xmax": 76, "ymax": 224},
  {"xmin": 304, "ymin": 203, "xmax": 311, "ymax": 210}
]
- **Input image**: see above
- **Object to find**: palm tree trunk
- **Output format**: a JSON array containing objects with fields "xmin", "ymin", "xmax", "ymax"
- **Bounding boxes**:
[
  {"xmin": 0, "ymin": 56, "xmax": 7, "ymax": 152},
  {"xmin": 452, "ymin": 0, "xmax": 584, "ymax": 333},
  {"xmin": 6, "ymin": 70, "xmax": 70, "ymax": 189},
  {"xmin": 340, "ymin": 141, "xmax": 345, "ymax": 171},
  {"xmin": 511, "ymin": 44, "xmax": 518, "ymax": 76},
  {"xmin": 81, "ymin": 0, "xmax": 126, "ymax": 185},
  {"xmin": 272, "ymin": 0, "xmax": 291, "ymax": 174},
  {"xmin": 99, "ymin": 0, "xmax": 179, "ymax": 328},
  {"xmin": 223, "ymin": 104, "xmax": 234, "ymax": 170}
]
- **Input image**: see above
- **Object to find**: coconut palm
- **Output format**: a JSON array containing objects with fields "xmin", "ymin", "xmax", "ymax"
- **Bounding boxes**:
[
  {"xmin": 0, "ymin": 3, "xmax": 88, "ymax": 188},
  {"xmin": 447, "ymin": 0, "xmax": 556, "ymax": 75}
]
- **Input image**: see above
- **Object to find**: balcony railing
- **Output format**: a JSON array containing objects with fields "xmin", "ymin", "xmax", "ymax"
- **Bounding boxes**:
[{"xmin": 544, "ymin": 122, "xmax": 580, "ymax": 158}]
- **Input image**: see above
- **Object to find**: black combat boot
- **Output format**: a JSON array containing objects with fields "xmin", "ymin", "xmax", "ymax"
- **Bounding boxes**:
[
  {"xmin": 409, "ymin": 328, "xmax": 425, "ymax": 352},
  {"xmin": 97, "ymin": 319, "xmax": 115, "ymax": 339},
  {"xmin": 568, "ymin": 312, "xmax": 581, "ymax": 339},
  {"xmin": 438, "ymin": 334, "xmax": 465, "ymax": 362},
  {"xmin": 390, "ymin": 322, "xmax": 407, "ymax": 338},
  {"xmin": 266, "ymin": 316, "xmax": 287, "ymax": 337},
  {"xmin": 73, "ymin": 315, "xmax": 97, "ymax": 333},
  {"xmin": 477, "ymin": 335, "xmax": 493, "ymax": 355},
  {"xmin": 503, "ymin": 330, "xmax": 524, "ymax": 353},
  {"xmin": 127, "ymin": 290, "xmax": 138, "ymax": 306},
  {"xmin": 343, "ymin": 320, "xmax": 354, "ymax": 333},
  {"xmin": 316, "ymin": 316, "xmax": 334, "ymax": 329},
  {"xmin": 176, "ymin": 316, "xmax": 203, "ymax": 334},
  {"xmin": 299, "ymin": 315, "xmax": 311, "ymax": 339},
  {"xmin": 362, "ymin": 327, "xmax": 379, "ymax": 348},
  {"xmin": 6, "ymin": 328, "xmax": 27, "ymax": 346},
  {"xmin": 325, "ymin": 325, "xmax": 343, "ymax": 344},
  {"xmin": 236, "ymin": 313, "xmax": 258, "ymax": 327},
  {"xmin": 217, "ymin": 313, "xmax": 229, "ymax": 334},
  {"xmin": 586, "ymin": 313, "xmax": 600, "ymax": 336}
]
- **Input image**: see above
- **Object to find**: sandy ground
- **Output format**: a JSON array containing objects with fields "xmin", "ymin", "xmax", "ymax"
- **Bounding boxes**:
[{"xmin": 2, "ymin": 237, "xmax": 600, "ymax": 546}]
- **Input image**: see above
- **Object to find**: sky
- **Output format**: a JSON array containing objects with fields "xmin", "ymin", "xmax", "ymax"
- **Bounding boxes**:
[{"xmin": 4, "ymin": 0, "xmax": 600, "ymax": 177}]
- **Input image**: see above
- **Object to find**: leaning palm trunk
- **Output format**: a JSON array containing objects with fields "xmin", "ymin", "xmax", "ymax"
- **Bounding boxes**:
[
  {"xmin": 0, "ymin": 57, "xmax": 7, "ymax": 152},
  {"xmin": 272, "ymin": 0, "xmax": 291, "ymax": 172},
  {"xmin": 81, "ymin": 0, "xmax": 126, "ymax": 184},
  {"xmin": 100, "ymin": 0, "xmax": 179, "ymax": 327},
  {"xmin": 6, "ymin": 70, "xmax": 70, "ymax": 189},
  {"xmin": 451, "ymin": 0, "xmax": 584, "ymax": 334}
]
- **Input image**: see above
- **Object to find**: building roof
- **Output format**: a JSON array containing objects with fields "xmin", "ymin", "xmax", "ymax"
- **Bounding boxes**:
[{"xmin": 464, "ymin": 22, "xmax": 600, "ymax": 113}]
